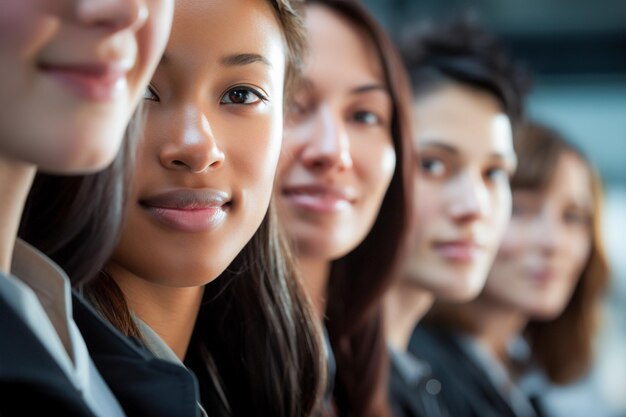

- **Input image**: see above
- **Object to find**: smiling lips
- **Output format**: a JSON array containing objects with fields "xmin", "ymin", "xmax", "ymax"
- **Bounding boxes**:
[
  {"xmin": 39, "ymin": 61, "xmax": 131, "ymax": 101},
  {"xmin": 432, "ymin": 240, "xmax": 484, "ymax": 262},
  {"xmin": 282, "ymin": 184, "xmax": 355, "ymax": 214},
  {"xmin": 140, "ymin": 189, "xmax": 230, "ymax": 232}
]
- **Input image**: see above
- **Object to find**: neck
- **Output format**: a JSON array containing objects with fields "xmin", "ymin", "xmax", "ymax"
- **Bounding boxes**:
[
  {"xmin": 0, "ymin": 155, "xmax": 36, "ymax": 273},
  {"xmin": 462, "ymin": 297, "xmax": 528, "ymax": 364},
  {"xmin": 107, "ymin": 261, "xmax": 204, "ymax": 360},
  {"xmin": 297, "ymin": 256, "xmax": 331, "ymax": 319},
  {"xmin": 384, "ymin": 280, "xmax": 434, "ymax": 351}
]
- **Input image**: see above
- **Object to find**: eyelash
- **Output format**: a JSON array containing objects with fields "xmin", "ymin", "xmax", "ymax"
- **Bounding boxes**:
[
  {"xmin": 220, "ymin": 86, "xmax": 268, "ymax": 105},
  {"xmin": 141, "ymin": 85, "xmax": 269, "ymax": 105},
  {"xmin": 352, "ymin": 110, "xmax": 380, "ymax": 125},
  {"xmin": 485, "ymin": 166, "xmax": 510, "ymax": 182},
  {"xmin": 564, "ymin": 210, "xmax": 590, "ymax": 226},
  {"xmin": 143, "ymin": 84, "xmax": 159, "ymax": 102},
  {"xmin": 420, "ymin": 157, "xmax": 446, "ymax": 176}
]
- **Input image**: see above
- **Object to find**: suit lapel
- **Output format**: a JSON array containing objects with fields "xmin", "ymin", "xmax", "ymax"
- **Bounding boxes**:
[
  {"xmin": 72, "ymin": 293, "xmax": 200, "ymax": 417},
  {"xmin": 0, "ymin": 296, "xmax": 97, "ymax": 416}
]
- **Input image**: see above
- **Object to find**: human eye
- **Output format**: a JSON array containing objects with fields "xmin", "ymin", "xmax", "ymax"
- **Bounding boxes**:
[
  {"xmin": 287, "ymin": 97, "xmax": 311, "ymax": 117},
  {"xmin": 351, "ymin": 110, "xmax": 380, "ymax": 125},
  {"xmin": 485, "ymin": 165, "xmax": 511, "ymax": 183},
  {"xmin": 563, "ymin": 208, "xmax": 591, "ymax": 227},
  {"xmin": 142, "ymin": 84, "xmax": 159, "ymax": 102},
  {"xmin": 420, "ymin": 156, "xmax": 446, "ymax": 177},
  {"xmin": 220, "ymin": 86, "xmax": 268, "ymax": 105}
]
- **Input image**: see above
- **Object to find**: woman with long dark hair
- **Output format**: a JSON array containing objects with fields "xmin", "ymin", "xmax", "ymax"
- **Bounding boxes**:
[
  {"xmin": 276, "ymin": 1, "xmax": 414, "ymax": 416},
  {"xmin": 21, "ymin": 1, "xmax": 324, "ymax": 417},
  {"xmin": 411, "ymin": 122, "xmax": 609, "ymax": 417},
  {"xmin": 1, "ymin": 0, "xmax": 173, "ymax": 415}
]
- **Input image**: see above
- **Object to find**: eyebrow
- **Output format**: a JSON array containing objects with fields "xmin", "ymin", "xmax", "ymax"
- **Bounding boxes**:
[
  {"xmin": 419, "ymin": 140, "xmax": 517, "ymax": 165},
  {"xmin": 221, "ymin": 53, "xmax": 272, "ymax": 67},
  {"xmin": 350, "ymin": 84, "xmax": 387, "ymax": 95},
  {"xmin": 418, "ymin": 141, "xmax": 459, "ymax": 155}
]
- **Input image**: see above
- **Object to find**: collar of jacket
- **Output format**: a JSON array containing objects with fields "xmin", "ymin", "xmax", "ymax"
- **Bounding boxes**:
[
  {"xmin": 72, "ymin": 292, "xmax": 201, "ymax": 417},
  {"xmin": 0, "ymin": 295, "xmax": 98, "ymax": 416}
]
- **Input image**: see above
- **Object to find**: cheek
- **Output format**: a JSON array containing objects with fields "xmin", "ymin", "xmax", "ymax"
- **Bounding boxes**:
[
  {"xmin": 414, "ymin": 179, "xmax": 441, "ymax": 231},
  {"xmin": 127, "ymin": 0, "xmax": 173, "ymax": 96},
  {"xmin": 484, "ymin": 269, "xmax": 515, "ymax": 303},
  {"xmin": 375, "ymin": 145, "xmax": 396, "ymax": 192},
  {"xmin": 489, "ymin": 186, "xmax": 513, "ymax": 239},
  {"xmin": 0, "ymin": 3, "xmax": 50, "ymax": 48},
  {"xmin": 357, "ymin": 141, "xmax": 396, "ymax": 201},
  {"xmin": 496, "ymin": 223, "xmax": 525, "ymax": 258},
  {"xmin": 564, "ymin": 231, "xmax": 593, "ymax": 277},
  {"xmin": 231, "ymin": 110, "xmax": 283, "ymax": 192}
]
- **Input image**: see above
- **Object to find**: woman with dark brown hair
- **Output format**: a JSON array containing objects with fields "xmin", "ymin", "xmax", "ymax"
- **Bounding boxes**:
[
  {"xmin": 411, "ymin": 122, "xmax": 610, "ymax": 417},
  {"xmin": 20, "ymin": 1, "xmax": 324, "ymax": 417},
  {"xmin": 276, "ymin": 1, "xmax": 414, "ymax": 416}
]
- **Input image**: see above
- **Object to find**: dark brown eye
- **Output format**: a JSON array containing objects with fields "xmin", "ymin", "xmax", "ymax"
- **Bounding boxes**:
[
  {"xmin": 228, "ymin": 89, "xmax": 248, "ymax": 104},
  {"xmin": 220, "ymin": 87, "xmax": 266, "ymax": 105}
]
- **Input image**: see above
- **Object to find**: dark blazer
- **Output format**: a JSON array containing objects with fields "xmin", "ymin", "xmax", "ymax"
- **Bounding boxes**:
[
  {"xmin": 0, "ymin": 295, "xmax": 98, "ymax": 416},
  {"xmin": 72, "ymin": 293, "xmax": 202, "ymax": 417},
  {"xmin": 408, "ymin": 326, "xmax": 548, "ymax": 417},
  {"xmin": 388, "ymin": 351, "xmax": 448, "ymax": 417}
]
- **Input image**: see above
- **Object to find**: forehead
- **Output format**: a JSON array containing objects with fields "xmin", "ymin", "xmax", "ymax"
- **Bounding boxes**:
[
  {"xmin": 166, "ymin": 0, "xmax": 285, "ymax": 67},
  {"xmin": 412, "ymin": 83, "xmax": 514, "ymax": 157},
  {"xmin": 304, "ymin": 5, "xmax": 385, "ymax": 92}
]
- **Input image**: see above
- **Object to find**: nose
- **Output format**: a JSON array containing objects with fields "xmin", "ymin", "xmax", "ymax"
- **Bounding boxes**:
[
  {"xmin": 448, "ymin": 171, "xmax": 491, "ymax": 222},
  {"xmin": 75, "ymin": 0, "xmax": 148, "ymax": 32},
  {"xmin": 159, "ymin": 106, "xmax": 225, "ymax": 173},
  {"xmin": 300, "ymin": 106, "xmax": 353, "ymax": 172}
]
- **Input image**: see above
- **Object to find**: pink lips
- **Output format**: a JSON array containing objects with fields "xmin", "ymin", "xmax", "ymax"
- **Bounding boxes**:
[
  {"xmin": 282, "ymin": 184, "xmax": 355, "ymax": 214},
  {"xmin": 433, "ymin": 241, "xmax": 483, "ymax": 262},
  {"xmin": 140, "ymin": 189, "xmax": 230, "ymax": 232},
  {"xmin": 40, "ymin": 62, "xmax": 130, "ymax": 101},
  {"xmin": 529, "ymin": 267, "xmax": 556, "ymax": 286}
]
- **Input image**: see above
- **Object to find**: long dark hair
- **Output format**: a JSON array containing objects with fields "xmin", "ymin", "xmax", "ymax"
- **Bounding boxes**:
[
  {"xmin": 20, "ymin": 1, "xmax": 326, "ymax": 416},
  {"xmin": 306, "ymin": 1, "xmax": 414, "ymax": 416}
]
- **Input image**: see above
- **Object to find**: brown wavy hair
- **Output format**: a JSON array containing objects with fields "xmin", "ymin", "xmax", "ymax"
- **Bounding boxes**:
[
  {"xmin": 305, "ymin": 1, "xmax": 414, "ymax": 416},
  {"xmin": 514, "ymin": 122, "xmax": 610, "ymax": 384},
  {"xmin": 20, "ymin": 1, "xmax": 326, "ymax": 416}
]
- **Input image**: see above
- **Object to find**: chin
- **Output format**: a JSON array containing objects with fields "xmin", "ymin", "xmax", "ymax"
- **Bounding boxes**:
[
  {"xmin": 529, "ymin": 304, "xmax": 567, "ymax": 321},
  {"xmin": 39, "ymin": 136, "xmax": 122, "ymax": 174},
  {"xmin": 442, "ymin": 287, "xmax": 481, "ymax": 303},
  {"xmin": 436, "ymin": 276, "xmax": 486, "ymax": 303}
]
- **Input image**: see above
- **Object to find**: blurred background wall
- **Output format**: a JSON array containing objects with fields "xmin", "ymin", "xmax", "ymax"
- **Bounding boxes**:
[{"xmin": 361, "ymin": 1, "xmax": 626, "ymax": 415}]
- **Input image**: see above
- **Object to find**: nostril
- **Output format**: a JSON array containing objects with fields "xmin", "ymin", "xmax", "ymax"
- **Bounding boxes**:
[{"xmin": 172, "ymin": 160, "xmax": 186, "ymax": 167}]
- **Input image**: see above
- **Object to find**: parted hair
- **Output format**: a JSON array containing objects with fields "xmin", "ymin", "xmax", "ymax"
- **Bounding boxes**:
[{"xmin": 305, "ymin": 1, "xmax": 414, "ymax": 417}]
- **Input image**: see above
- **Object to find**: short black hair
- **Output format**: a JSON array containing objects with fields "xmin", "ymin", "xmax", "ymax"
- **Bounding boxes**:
[{"xmin": 400, "ymin": 15, "xmax": 531, "ymax": 124}]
